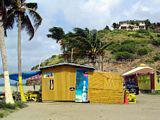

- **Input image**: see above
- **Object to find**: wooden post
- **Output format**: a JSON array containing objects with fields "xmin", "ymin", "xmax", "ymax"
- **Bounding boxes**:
[{"xmin": 71, "ymin": 48, "xmax": 73, "ymax": 63}]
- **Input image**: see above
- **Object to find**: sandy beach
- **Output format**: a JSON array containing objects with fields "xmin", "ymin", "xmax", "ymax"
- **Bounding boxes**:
[{"xmin": 2, "ymin": 94, "xmax": 160, "ymax": 120}]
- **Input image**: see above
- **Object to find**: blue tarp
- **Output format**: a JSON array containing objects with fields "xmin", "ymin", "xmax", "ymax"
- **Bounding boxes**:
[{"xmin": 9, "ymin": 71, "xmax": 42, "ymax": 81}]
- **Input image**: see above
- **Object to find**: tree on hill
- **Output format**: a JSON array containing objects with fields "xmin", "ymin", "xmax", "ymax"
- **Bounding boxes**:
[
  {"xmin": 145, "ymin": 19, "xmax": 151, "ymax": 30},
  {"xmin": 0, "ymin": 0, "xmax": 15, "ymax": 104},
  {"xmin": 104, "ymin": 25, "xmax": 110, "ymax": 30},
  {"xmin": 62, "ymin": 28, "xmax": 112, "ymax": 64},
  {"xmin": 4, "ymin": 0, "xmax": 42, "ymax": 102},
  {"xmin": 47, "ymin": 27, "xmax": 65, "ymax": 43},
  {"xmin": 112, "ymin": 22, "xmax": 119, "ymax": 29}
]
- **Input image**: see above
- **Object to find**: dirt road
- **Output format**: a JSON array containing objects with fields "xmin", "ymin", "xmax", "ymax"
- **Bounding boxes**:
[{"xmin": 2, "ymin": 94, "xmax": 160, "ymax": 120}]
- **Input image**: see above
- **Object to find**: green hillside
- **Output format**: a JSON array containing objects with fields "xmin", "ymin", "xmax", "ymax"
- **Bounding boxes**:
[{"xmin": 32, "ymin": 29, "xmax": 160, "ymax": 72}]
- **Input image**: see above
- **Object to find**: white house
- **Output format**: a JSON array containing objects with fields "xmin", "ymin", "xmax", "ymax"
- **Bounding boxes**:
[{"xmin": 119, "ymin": 20, "xmax": 146, "ymax": 30}]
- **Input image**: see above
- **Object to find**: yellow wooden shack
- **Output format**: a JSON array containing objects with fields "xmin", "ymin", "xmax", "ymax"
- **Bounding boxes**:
[{"xmin": 40, "ymin": 63, "xmax": 124, "ymax": 104}]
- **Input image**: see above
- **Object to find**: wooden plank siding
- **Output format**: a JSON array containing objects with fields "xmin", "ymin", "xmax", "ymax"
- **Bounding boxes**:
[
  {"xmin": 88, "ymin": 72, "xmax": 124, "ymax": 104},
  {"xmin": 42, "ymin": 66, "xmax": 76, "ymax": 101}
]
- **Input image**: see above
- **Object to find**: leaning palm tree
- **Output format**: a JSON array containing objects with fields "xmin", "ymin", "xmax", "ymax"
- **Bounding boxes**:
[
  {"xmin": 67, "ymin": 28, "xmax": 112, "ymax": 65},
  {"xmin": 4, "ymin": 0, "xmax": 42, "ymax": 102},
  {"xmin": 47, "ymin": 27, "xmax": 65, "ymax": 43},
  {"xmin": 0, "ymin": 0, "xmax": 15, "ymax": 104}
]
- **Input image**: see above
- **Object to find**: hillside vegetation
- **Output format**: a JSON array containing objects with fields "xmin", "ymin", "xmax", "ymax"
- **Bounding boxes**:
[{"xmin": 32, "ymin": 29, "xmax": 160, "ymax": 72}]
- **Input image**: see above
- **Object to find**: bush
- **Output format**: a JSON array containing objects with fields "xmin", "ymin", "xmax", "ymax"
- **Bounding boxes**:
[
  {"xmin": 109, "ymin": 40, "xmax": 137, "ymax": 54},
  {"xmin": 0, "ymin": 113, "xmax": 4, "ymax": 118},
  {"xmin": 0, "ymin": 102, "xmax": 27, "ymax": 109},
  {"xmin": 15, "ymin": 102, "xmax": 27, "ymax": 108},
  {"xmin": 5, "ymin": 104, "xmax": 16, "ymax": 109},
  {"xmin": 151, "ymin": 39, "xmax": 160, "ymax": 46},
  {"xmin": 121, "ymin": 40, "xmax": 136, "ymax": 45},
  {"xmin": 106, "ymin": 42, "xmax": 120, "ymax": 51},
  {"xmin": 0, "ymin": 102, "xmax": 27, "ymax": 118},
  {"xmin": 137, "ymin": 30, "xmax": 150, "ymax": 35},
  {"xmin": 157, "ymin": 34, "xmax": 160, "ymax": 37},
  {"xmin": 0, "ymin": 103, "xmax": 16, "ymax": 110},
  {"xmin": 115, "ymin": 44, "xmax": 136, "ymax": 53},
  {"xmin": 153, "ymin": 54, "xmax": 160, "ymax": 61},
  {"xmin": 128, "ymin": 33, "xmax": 144, "ymax": 38},
  {"xmin": 137, "ymin": 48, "xmax": 149, "ymax": 56},
  {"xmin": 115, "ymin": 52, "xmax": 134, "ymax": 61}
]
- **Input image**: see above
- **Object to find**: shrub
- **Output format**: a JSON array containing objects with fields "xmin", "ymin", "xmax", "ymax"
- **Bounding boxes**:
[
  {"xmin": 145, "ymin": 59, "xmax": 155, "ymax": 64},
  {"xmin": 109, "ymin": 40, "xmax": 137, "ymax": 54},
  {"xmin": 15, "ymin": 102, "xmax": 27, "ymax": 108},
  {"xmin": 157, "ymin": 34, "xmax": 160, "ymax": 37},
  {"xmin": 115, "ymin": 44, "xmax": 136, "ymax": 53},
  {"xmin": 0, "ymin": 102, "xmax": 27, "ymax": 109},
  {"xmin": 151, "ymin": 39, "xmax": 160, "ymax": 46},
  {"xmin": 0, "ymin": 103, "xmax": 16, "ymax": 110},
  {"xmin": 115, "ymin": 52, "xmax": 134, "ymax": 61},
  {"xmin": 5, "ymin": 104, "xmax": 16, "ymax": 109},
  {"xmin": 137, "ymin": 30, "xmax": 150, "ymax": 35},
  {"xmin": 0, "ymin": 113, "xmax": 4, "ymax": 118},
  {"xmin": 121, "ymin": 40, "xmax": 136, "ymax": 45},
  {"xmin": 106, "ymin": 42, "xmax": 120, "ymax": 51},
  {"xmin": 137, "ymin": 48, "xmax": 149, "ymax": 56},
  {"xmin": 153, "ymin": 54, "xmax": 160, "ymax": 61},
  {"xmin": 128, "ymin": 33, "xmax": 144, "ymax": 38}
]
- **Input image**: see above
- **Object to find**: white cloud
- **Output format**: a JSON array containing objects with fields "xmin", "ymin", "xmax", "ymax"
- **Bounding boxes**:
[
  {"xmin": 60, "ymin": 0, "xmax": 124, "ymax": 29},
  {"xmin": 122, "ymin": 0, "xmax": 160, "ymax": 21}
]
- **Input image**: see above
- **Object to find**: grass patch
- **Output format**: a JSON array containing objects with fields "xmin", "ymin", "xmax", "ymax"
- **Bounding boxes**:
[{"xmin": 0, "ymin": 102, "xmax": 27, "ymax": 118}]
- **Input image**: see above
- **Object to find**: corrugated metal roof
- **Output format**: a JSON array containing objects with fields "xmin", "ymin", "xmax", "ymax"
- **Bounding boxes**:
[
  {"xmin": 40, "ymin": 63, "xmax": 95, "ymax": 70},
  {"xmin": 122, "ymin": 66, "xmax": 154, "ymax": 76}
]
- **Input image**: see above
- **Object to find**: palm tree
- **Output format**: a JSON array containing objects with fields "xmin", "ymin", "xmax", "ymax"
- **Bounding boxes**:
[
  {"xmin": 47, "ymin": 27, "xmax": 65, "ymax": 43},
  {"xmin": 75, "ymin": 28, "xmax": 112, "ymax": 65},
  {"xmin": 4, "ymin": 0, "xmax": 42, "ymax": 102},
  {"xmin": 47, "ymin": 27, "xmax": 70, "ymax": 61},
  {"xmin": 63, "ymin": 28, "xmax": 112, "ymax": 65},
  {"xmin": 0, "ymin": 0, "xmax": 15, "ymax": 104}
]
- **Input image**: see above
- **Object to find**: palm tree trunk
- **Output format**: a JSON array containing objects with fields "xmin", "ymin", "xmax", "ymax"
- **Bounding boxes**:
[
  {"xmin": 0, "ymin": 17, "xmax": 14, "ymax": 104},
  {"xmin": 18, "ymin": 14, "xmax": 26, "ymax": 102}
]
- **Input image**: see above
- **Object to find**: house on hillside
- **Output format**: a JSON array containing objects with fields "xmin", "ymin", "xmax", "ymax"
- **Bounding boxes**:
[{"xmin": 119, "ymin": 20, "xmax": 146, "ymax": 30}]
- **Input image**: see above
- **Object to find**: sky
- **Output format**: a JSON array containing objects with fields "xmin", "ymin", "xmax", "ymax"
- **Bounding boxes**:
[{"xmin": 1, "ymin": 0, "xmax": 160, "ymax": 74}]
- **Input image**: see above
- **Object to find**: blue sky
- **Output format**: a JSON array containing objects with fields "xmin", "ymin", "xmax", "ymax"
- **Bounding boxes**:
[{"xmin": 1, "ymin": 0, "xmax": 160, "ymax": 74}]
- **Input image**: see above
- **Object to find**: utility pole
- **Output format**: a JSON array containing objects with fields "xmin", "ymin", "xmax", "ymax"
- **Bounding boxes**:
[{"xmin": 71, "ymin": 48, "xmax": 74, "ymax": 63}]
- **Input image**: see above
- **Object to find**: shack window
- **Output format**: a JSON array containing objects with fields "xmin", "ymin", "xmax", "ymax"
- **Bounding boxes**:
[
  {"xmin": 43, "ymin": 72, "xmax": 54, "ymax": 78},
  {"xmin": 50, "ymin": 80, "xmax": 54, "ymax": 90}
]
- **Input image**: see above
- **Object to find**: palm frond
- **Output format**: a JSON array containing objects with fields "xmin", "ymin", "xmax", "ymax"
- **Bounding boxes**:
[
  {"xmin": 21, "ymin": 14, "xmax": 34, "ymax": 40},
  {"xmin": 99, "ymin": 42, "xmax": 114, "ymax": 51},
  {"xmin": 4, "ymin": 11, "xmax": 15, "ymax": 29},
  {"xmin": 73, "ymin": 27, "xmax": 88, "ymax": 38},
  {"xmin": 21, "ymin": 0, "xmax": 26, "ymax": 3},
  {"xmin": 25, "ymin": 3, "xmax": 37, "ymax": 10},
  {"xmin": 47, "ymin": 34, "xmax": 53, "ymax": 38},
  {"xmin": 3, "ymin": 0, "xmax": 15, "ymax": 7},
  {"xmin": 3, "ymin": 8, "xmax": 16, "ymax": 36},
  {"xmin": 0, "ymin": 0, "xmax": 6, "ymax": 21},
  {"xmin": 47, "ymin": 27, "xmax": 65, "ymax": 42},
  {"xmin": 27, "ymin": 9, "xmax": 42, "ymax": 30}
]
